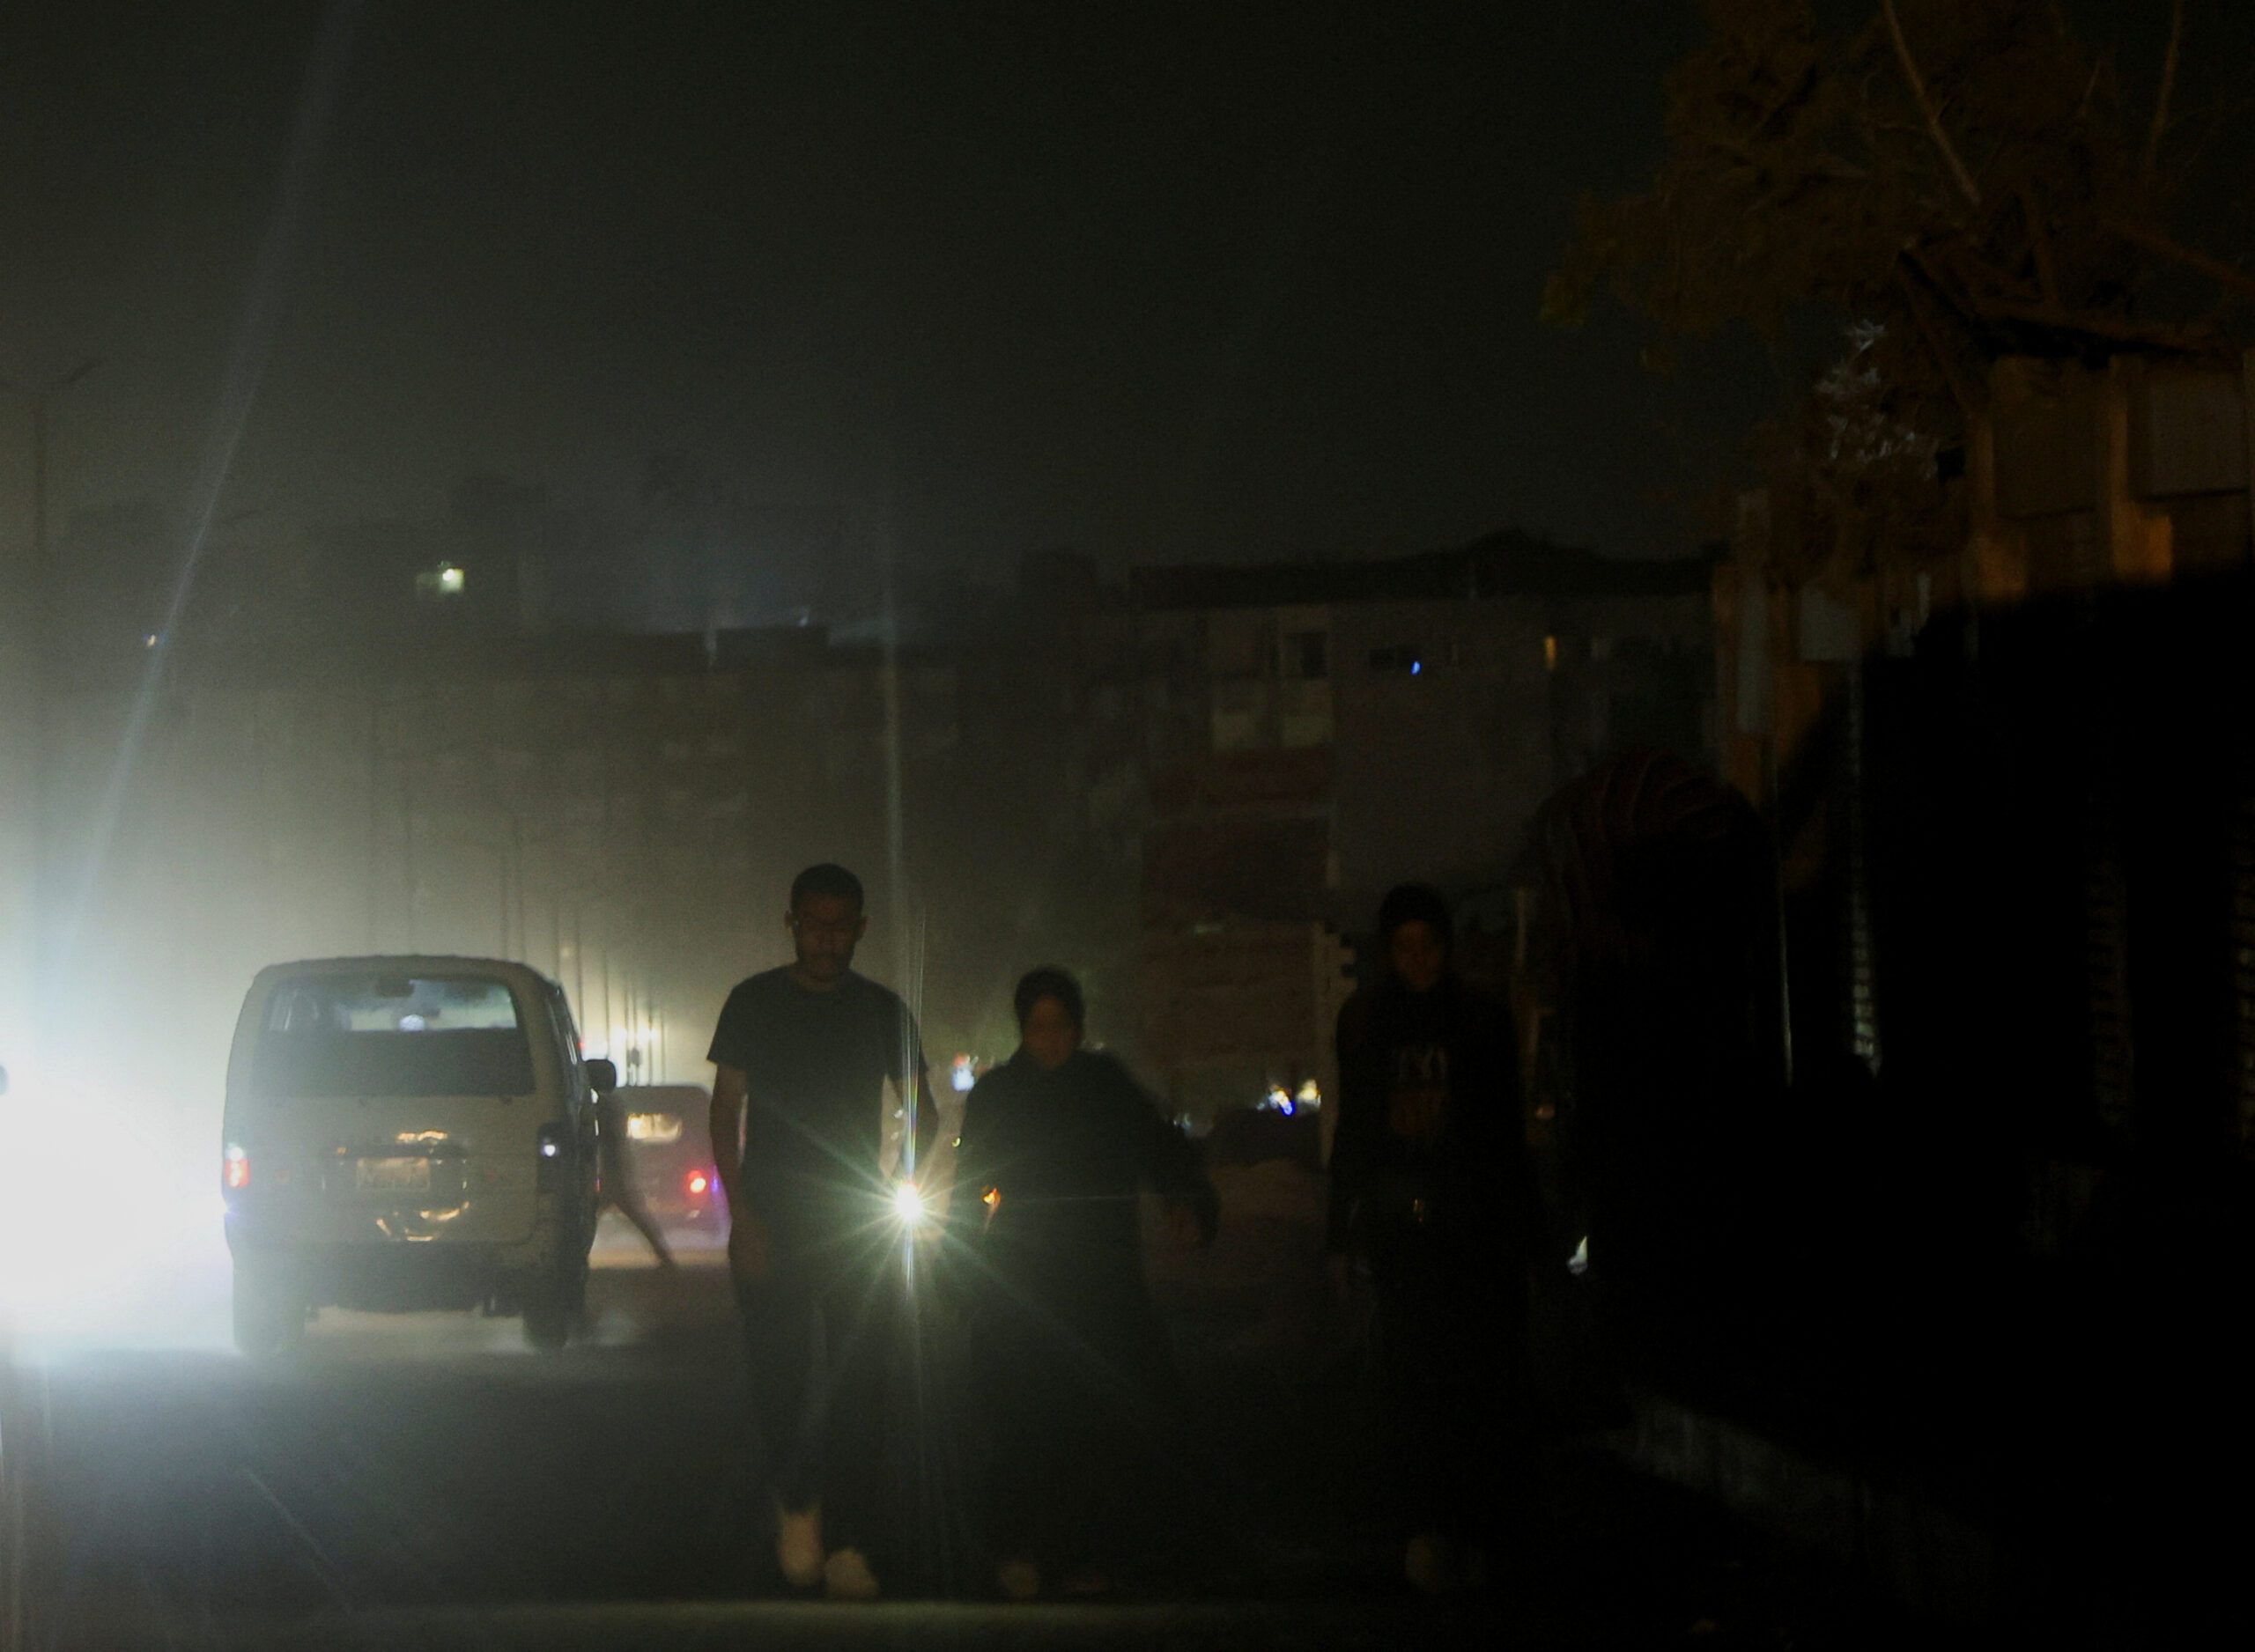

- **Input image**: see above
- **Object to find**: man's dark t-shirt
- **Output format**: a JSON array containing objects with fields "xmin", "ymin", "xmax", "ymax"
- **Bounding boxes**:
[
  {"xmin": 706, "ymin": 967, "xmax": 928, "ymax": 1263},
  {"xmin": 1327, "ymin": 975, "xmax": 1533, "ymax": 1265}
]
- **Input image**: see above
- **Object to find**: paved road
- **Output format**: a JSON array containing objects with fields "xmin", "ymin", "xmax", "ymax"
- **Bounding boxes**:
[{"xmin": 5, "ymin": 1215, "xmax": 1889, "ymax": 1649}]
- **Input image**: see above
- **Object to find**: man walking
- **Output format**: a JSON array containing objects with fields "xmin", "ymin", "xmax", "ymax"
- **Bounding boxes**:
[
  {"xmin": 708, "ymin": 863, "xmax": 935, "ymax": 1599},
  {"xmin": 1327, "ymin": 882, "xmax": 1539, "ymax": 1594}
]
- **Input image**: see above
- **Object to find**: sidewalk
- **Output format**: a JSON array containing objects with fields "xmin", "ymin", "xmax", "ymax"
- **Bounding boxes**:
[
  {"xmin": 1612, "ymin": 1384, "xmax": 2000, "ymax": 1627},
  {"xmin": 1161, "ymin": 1162, "xmax": 1908, "ymax": 1641}
]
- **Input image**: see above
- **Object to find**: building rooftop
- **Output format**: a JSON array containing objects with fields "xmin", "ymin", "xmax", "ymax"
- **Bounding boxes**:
[{"xmin": 1130, "ymin": 531, "xmax": 1718, "ymax": 610}]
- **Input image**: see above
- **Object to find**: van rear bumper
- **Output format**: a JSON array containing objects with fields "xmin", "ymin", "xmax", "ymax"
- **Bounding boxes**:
[{"xmin": 226, "ymin": 1225, "xmax": 569, "ymax": 1314}]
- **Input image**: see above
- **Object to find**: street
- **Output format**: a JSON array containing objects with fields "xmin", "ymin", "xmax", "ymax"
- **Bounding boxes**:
[{"xmin": 2, "ymin": 1203, "xmax": 1894, "ymax": 1651}]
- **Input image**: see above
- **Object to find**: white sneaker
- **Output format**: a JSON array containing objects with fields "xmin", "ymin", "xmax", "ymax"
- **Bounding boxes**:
[
  {"xmin": 996, "ymin": 1558, "xmax": 1041, "ymax": 1601},
  {"xmin": 824, "ymin": 1545, "xmax": 880, "ymax": 1601},
  {"xmin": 775, "ymin": 1504, "xmax": 824, "ymax": 1589}
]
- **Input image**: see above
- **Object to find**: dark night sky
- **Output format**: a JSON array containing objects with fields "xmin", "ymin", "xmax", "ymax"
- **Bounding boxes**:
[{"xmin": 5, "ymin": 2, "xmax": 1793, "ymax": 610}]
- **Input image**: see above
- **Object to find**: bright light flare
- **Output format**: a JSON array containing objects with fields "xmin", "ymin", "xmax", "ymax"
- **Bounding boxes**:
[
  {"xmin": 0, "ymin": 1069, "xmax": 233, "ymax": 1350},
  {"xmin": 890, "ymin": 1181, "xmax": 928, "ymax": 1228}
]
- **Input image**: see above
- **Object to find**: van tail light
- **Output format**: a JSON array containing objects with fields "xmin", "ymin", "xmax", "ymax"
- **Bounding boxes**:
[
  {"xmin": 685, "ymin": 1169, "xmax": 713, "ymax": 1200},
  {"xmin": 224, "ymin": 1145, "xmax": 251, "ymax": 1192},
  {"xmin": 536, "ymin": 1124, "xmax": 568, "ymax": 1189}
]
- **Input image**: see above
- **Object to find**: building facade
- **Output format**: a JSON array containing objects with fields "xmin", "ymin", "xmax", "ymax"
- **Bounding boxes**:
[
  {"xmin": 17, "ymin": 535, "xmax": 1714, "ymax": 1145},
  {"xmin": 1127, "ymin": 538, "xmax": 1713, "ymax": 1123}
]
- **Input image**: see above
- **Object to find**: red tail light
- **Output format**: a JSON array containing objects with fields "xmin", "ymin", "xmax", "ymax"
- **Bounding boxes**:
[
  {"xmin": 224, "ymin": 1145, "xmax": 251, "ymax": 1191},
  {"xmin": 685, "ymin": 1169, "xmax": 712, "ymax": 1198}
]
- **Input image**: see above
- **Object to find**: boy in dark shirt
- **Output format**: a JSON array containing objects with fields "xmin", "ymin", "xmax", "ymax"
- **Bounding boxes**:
[
  {"xmin": 1327, "ymin": 882, "xmax": 1538, "ymax": 1594},
  {"xmin": 708, "ymin": 863, "xmax": 935, "ymax": 1600}
]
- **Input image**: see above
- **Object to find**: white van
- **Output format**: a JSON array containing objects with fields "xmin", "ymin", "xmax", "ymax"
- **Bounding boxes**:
[{"xmin": 220, "ymin": 957, "xmax": 610, "ymax": 1354}]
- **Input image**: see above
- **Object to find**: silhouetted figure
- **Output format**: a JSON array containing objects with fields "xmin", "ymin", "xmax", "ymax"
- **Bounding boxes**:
[
  {"xmin": 1327, "ymin": 883, "xmax": 1536, "ymax": 1594},
  {"xmin": 1525, "ymin": 752, "xmax": 1778, "ymax": 1371},
  {"xmin": 706, "ymin": 863, "xmax": 936, "ymax": 1600},
  {"xmin": 950, "ymin": 967, "xmax": 1217, "ymax": 1599},
  {"xmin": 594, "ymin": 1087, "xmax": 676, "ymax": 1268}
]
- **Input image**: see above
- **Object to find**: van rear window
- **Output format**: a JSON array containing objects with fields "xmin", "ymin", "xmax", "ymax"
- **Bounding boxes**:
[{"xmin": 255, "ymin": 974, "xmax": 536, "ymax": 1098}]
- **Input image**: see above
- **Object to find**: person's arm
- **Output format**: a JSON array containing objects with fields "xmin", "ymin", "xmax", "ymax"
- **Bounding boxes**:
[
  {"xmin": 710, "ymin": 1065, "xmax": 748, "ymax": 1217},
  {"xmin": 706, "ymin": 996, "xmax": 773, "ymax": 1284},
  {"xmin": 1326, "ymin": 997, "xmax": 1375, "ymax": 1256},
  {"xmin": 907, "ymin": 1062, "xmax": 940, "ymax": 1175},
  {"xmin": 1130, "ymin": 1072, "xmax": 1217, "ymax": 1246},
  {"xmin": 1488, "ymin": 1010, "xmax": 1545, "ymax": 1265},
  {"xmin": 944, "ymin": 1077, "xmax": 996, "ymax": 1250},
  {"xmin": 887, "ymin": 999, "xmax": 940, "ymax": 1178}
]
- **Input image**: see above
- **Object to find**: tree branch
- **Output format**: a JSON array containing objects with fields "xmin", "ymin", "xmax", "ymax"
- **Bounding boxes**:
[
  {"xmin": 2141, "ymin": 0, "xmax": 2184, "ymax": 191},
  {"xmin": 1910, "ymin": 234, "xmax": 2042, "ymax": 313},
  {"xmin": 1891, "ymin": 260, "xmax": 1980, "ymax": 423},
  {"xmin": 2106, "ymin": 215, "xmax": 2255, "ymax": 306},
  {"xmin": 1882, "ymin": 0, "xmax": 1984, "ymax": 210},
  {"xmin": 1711, "ymin": 133, "xmax": 1871, "ymax": 183},
  {"xmin": 2019, "ymin": 186, "xmax": 2062, "ymax": 306},
  {"xmin": 1978, "ymin": 297, "xmax": 2222, "ymax": 352},
  {"xmin": 2075, "ymin": 59, "xmax": 2103, "ymax": 122},
  {"xmin": 1901, "ymin": 243, "xmax": 1980, "ymax": 324}
]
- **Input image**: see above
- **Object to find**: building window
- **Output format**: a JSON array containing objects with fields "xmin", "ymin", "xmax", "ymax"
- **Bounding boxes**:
[
  {"xmin": 1368, "ymin": 643, "xmax": 1424, "ymax": 675},
  {"xmin": 1281, "ymin": 630, "xmax": 1328, "ymax": 681},
  {"xmin": 1210, "ymin": 678, "xmax": 1271, "ymax": 752},
  {"xmin": 1205, "ymin": 612, "xmax": 1267, "ymax": 678}
]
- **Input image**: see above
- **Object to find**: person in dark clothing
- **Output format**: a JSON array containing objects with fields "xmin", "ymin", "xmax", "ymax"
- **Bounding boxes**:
[
  {"xmin": 1327, "ymin": 882, "xmax": 1538, "ymax": 1594},
  {"xmin": 594, "ymin": 1086, "xmax": 676, "ymax": 1268},
  {"xmin": 949, "ymin": 967, "xmax": 1218, "ymax": 1599},
  {"xmin": 707, "ymin": 862, "xmax": 936, "ymax": 1600}
]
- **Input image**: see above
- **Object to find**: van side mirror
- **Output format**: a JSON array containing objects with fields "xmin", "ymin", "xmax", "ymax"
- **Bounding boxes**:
[{"xmin": 584, "ymin": 1058, "xmax": 618, "ymax": 1095}]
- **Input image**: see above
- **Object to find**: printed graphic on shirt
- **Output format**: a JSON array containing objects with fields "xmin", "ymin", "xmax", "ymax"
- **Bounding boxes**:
[{"xmin": 1386, "ymin": 1042, "xmax": 1450, "ymax": 1147}]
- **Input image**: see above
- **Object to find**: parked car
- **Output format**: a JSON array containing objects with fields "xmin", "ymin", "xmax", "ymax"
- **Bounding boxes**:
[
  {"xmin": 220, "ymin": 957, "xmax": 606, "ymax": 1353},
  {"xmin": 603, "ymin": 1083, "xmax": 721, "ymax": 1232}
]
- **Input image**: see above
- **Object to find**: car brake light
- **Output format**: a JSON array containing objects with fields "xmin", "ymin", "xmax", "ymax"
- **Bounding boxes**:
[
  {"xmin": 224, "ymin": 1145, "xmax": 250, "ymax": 1191},
  {"xmin": 686, "ymin": 1169, "xmax": 711, "ymax": 1198}
]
